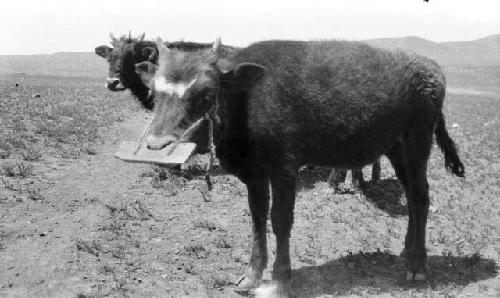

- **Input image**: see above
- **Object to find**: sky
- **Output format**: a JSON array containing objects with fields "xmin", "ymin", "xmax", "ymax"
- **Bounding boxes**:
[{"xmin": 1, "ymin": 0, "xmax": 499, "ymax": 55}]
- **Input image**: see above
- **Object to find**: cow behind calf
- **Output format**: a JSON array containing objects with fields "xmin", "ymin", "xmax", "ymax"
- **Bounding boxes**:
[{"xmin": 136, "ymin": 38, "xmax": 464, "ymax": 295}]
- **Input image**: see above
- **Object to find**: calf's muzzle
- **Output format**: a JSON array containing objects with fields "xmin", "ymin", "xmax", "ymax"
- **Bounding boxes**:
[{"xmin": 146, "ymin": 134, "xmax": 178, "ymax": 150}]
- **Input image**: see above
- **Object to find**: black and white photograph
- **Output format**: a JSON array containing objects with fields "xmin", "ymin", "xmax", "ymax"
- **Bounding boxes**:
[{"xmin": 0, "ymin": 0, "xmax": 499, "ymax": 297}]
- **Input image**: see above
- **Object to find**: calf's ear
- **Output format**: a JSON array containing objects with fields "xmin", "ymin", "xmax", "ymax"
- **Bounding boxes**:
[
  {"xmin": 221, "ymin": 63, "xmax": 265, "ymax": 92},
  {"xmin": 135, "ymin": 61, "xmax": 158, "ymax": 86},
  {"xmin": 95, "ymin": 45, "xmax": 112, "ymax": 59}
]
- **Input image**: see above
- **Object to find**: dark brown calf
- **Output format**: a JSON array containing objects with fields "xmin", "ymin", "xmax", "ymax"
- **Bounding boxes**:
[{"xmin": 136, "ymin": 38, "xmax": 464, "ymax": 296}]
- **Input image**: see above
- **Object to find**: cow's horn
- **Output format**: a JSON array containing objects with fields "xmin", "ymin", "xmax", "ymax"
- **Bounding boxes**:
[
  {"xmin": 109, "ymin": 32, "xmax": 117, "ymax": 42},
  {"xmin": 138, "ymin": 32, "xmax": 145, "ymax": 41}
]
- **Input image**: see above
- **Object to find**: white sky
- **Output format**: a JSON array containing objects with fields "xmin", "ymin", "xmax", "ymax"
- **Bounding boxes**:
[{"xmin": 1, "ymin": 0, "xmax": 499, "ymax": 55}]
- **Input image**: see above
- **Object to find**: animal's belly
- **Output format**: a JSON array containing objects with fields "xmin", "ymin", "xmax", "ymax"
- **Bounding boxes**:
[
  {"xmin": 297, "ymin": 109, "xmax": 408, "ymax": 167},
  {"xmin": 305, "ymin": 137, "xmax": 396, "ymax": 168}
]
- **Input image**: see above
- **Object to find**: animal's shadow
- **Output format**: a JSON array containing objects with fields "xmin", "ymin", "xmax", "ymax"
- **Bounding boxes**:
[
  {"xmin": 362, "ymin": 178, "xmax": 407, "ymax": 217},
  {"xmin": 290, "ymin": 251, "xmax": 498, "ymax": 297}
]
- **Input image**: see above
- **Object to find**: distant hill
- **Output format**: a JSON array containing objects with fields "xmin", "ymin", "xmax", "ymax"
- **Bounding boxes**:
[
  {"xmin": 0, "ymin": 52, "xmax": 107, "ymax": 78},
  {"xmin": 0, "ymin": 34, "xmax": 498, "ymax": 77},
  {"xmin": 365, "ymin": 34, "xmax": 500, "ymax": 66}
]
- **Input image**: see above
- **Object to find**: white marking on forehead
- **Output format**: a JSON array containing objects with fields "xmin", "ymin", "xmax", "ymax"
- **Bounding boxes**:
[{"xmin": 154, "ymin": 77, "xmax": 196, "ymax": 98}]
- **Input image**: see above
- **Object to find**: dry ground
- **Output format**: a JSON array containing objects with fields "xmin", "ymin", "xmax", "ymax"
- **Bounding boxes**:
[{"xmin": 0, "ymin": 71, "xmax": 499, "ymax": 297}]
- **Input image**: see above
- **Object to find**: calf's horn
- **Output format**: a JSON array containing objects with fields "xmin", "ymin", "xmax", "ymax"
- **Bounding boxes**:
[{"xmin": 155, "ymin": 37, "xmax": 169, "ymax": 53}]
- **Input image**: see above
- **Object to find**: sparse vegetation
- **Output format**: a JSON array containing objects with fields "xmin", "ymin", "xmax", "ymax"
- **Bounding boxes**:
[
  {"xmin": 192, "ymin": 218, "xmax": 219, "ymax": 231},
  {"xmin": 1, "ymin": 162, "xmax": 33, "ymax": 178},
  {"xmin": 0, "ymin": 74, "xmax": 133, "ymax": 160},
  {"xmin": 209, "ymin": 272, "xmax": 232, "ymax": 289}
]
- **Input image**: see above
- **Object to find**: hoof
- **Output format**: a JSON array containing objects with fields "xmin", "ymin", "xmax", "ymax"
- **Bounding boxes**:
[
  {"xmin": 235, "ymin": 274, "xmax": 261, "ymax": 294},
  {"xmin": 406, "ymin": 271, "xmax": 426, "ymax": 281},
  {"xmin": 255, "ymin": 281, "xmax": 291, "ymax": 298}
]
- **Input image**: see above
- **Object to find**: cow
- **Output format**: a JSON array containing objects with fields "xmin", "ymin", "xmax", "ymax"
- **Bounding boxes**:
[
  {"xmin": 135, "ymin": 38, "xmax": 464, "ymax": 295},
  {"xmin": 94, "ymin": 32, "xmax": 235, "ymax": 110},
  {"xmin": 95, "ymin": 32, "xmax": 154, "ymax": 109}
]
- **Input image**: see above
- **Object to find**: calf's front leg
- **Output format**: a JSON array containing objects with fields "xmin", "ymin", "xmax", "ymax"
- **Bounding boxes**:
[
  {"xmin": 269, "ymin": 171, "xmax": 297, "ymax": 295},
  {"xmin": 236, "ymin": 177, "xmax": 270, "ymax": 291}
]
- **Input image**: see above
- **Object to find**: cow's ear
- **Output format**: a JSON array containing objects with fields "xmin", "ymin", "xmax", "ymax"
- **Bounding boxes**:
[
  {"xmin": 135, "ymin": 61, "xmax": 158, "ymax": 86},
  {"xmin": 141, "ymin": 47, "xmax": 157, "ymax": 62},
  {"xmin": 220, "ymin": 63, "xmax": 265, "ymax": 92},
  {"xmin": 95, "ymin": 45, "xmax": 112, "ymax": 59}
]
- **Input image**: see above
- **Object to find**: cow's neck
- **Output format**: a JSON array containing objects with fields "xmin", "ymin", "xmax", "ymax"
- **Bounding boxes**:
[
  {"xmin": 123, "ymin": 42, "xmax": 155, "ymax": 110},
  {"xmin": 128, "ymin": 82, "xmax": 154, "ymax": 110}
]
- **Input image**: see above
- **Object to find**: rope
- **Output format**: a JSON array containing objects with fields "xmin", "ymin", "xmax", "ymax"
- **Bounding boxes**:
[
  {"xmin": 205, "ymin": 115, "xmax": 216, "ymax": 191},
  {"xmin": 134, "ymin": 111, "xmax": 216, "ymax": 191},
  {"xmin": 160, "ymin": 108, "xmax": 218, "ymax": 191},
  {"xmin": 133, "ymin": 119, "xmax": 153, "ymax": 155},
  {"xmin": 163, "ymin": 115, "xmax": 208, "ymax": 155}
]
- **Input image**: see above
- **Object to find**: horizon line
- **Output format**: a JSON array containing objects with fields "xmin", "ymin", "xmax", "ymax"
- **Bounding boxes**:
[{"xmin": 0, "ymin": 33, "xmax": 498, "ymax": 56}]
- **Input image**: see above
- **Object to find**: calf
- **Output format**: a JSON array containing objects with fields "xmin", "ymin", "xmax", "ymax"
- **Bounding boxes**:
[{"xmin": 136, "ymin": 38, "xmax": 464, "ymax": 295}]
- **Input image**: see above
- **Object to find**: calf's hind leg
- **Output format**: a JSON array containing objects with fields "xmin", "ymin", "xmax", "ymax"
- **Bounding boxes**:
[
  {"xmin": 385, "ymin": 141, "xmax": 412, "ymax": 259},
  {"xmin": 403, "ymin": 126, "xmax": 433, "ymax": 281}
]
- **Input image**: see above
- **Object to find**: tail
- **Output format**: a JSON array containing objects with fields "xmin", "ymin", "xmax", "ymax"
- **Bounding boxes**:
[{"xmin": 434, "ymin": 111, "xmax": 465, "ymax": 177}]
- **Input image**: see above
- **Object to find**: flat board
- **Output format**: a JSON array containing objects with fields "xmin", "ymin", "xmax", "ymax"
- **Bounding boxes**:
[{"xmin": 114, "ymin": 141, "xmax": 196, "ymax": 166}]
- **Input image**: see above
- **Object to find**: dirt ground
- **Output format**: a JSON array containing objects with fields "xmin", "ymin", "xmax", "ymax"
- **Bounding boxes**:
[{"xmin": 0, "ymin": 72, "xmax": 499, "ymax": 297}]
